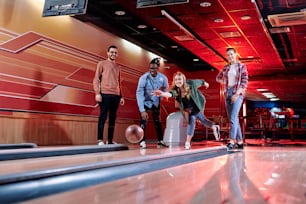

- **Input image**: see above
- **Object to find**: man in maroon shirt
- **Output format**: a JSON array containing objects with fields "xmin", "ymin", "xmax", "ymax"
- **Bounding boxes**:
[{"xmin": 93, "ymin": 45, "xmax": 125, "ymax": 145}]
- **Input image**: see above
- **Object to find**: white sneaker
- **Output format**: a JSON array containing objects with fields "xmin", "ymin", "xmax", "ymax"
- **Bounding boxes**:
[
  {"xmin": 97, "ymin": 140, "xmax": 104, "ymax": 145},
  {"xmin": 212, "ymin": 125, "xmax": 220, "ymax": 141},
  {"xmin": 140, "ymin": 141, "xmax": 146, "ymax": 149},
  {"xmin": 185, "ymin": 142, "xmax": 191, "ymax": 150}
]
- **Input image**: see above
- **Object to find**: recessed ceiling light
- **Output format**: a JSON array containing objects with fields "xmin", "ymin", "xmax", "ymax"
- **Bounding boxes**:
[
  {"xmin": 193, "ymin": 58, "xmax": 199, "ymax": 62},
  {"xmin": 115, "ymin": 10, "xmax": 126, "ymax": 16},
  {"xmin": 257, "ymin": 89, "xmax": 269, "ymax": 92},
  {"xmin": 200, "ymin": 2, "xmax": 211, "ymax": 7},
  {"xmin": 174, "ymin": 35, "xmax": 194, "ymax": 41},
  {"xmin": 220, "ymin": 31, "xmax": 241, "ymax": 38},
  {"xmin": 270, "ymin": 98, "xmax": 280, "ymax": 101},
  {"xmin": 262, "ymin": 92, "xmax": 276, "ymax": 98},
  {"xmin": 214, "ymin": 18, "xmax": 224, "ymax": 23},
  {"xmin": 241, "ymin": 15, "xmax": 251, "ymax": 20},
  {"xmin": 137, "ymin": 24, "xmax": 147, "ymax": 29}
]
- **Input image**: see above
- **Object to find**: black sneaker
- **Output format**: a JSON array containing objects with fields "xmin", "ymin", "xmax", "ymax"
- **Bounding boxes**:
[
  {"xmin": 237, "ymin": 143, "xmax": 244, "ymax": 150},
  {"xmin": 157, "ymin": 140, "xmax": 169, "ymax": 148},
  {"xmin": 227, "ymin": 143, "xmax": 235, "ymax": 151},
  {"xmin": 107, "ymin": 140, "xmax": 114, "ymax": 144}
]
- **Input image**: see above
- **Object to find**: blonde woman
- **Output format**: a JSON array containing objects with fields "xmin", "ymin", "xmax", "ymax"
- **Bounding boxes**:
[{"xmin": 153, "ymin": 72, "xmax": 220, "ymax": 149}]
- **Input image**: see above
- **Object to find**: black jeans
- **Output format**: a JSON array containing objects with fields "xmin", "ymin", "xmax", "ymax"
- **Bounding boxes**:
[
  {"xmin": 98, "ymin": 94, "xmax": 120, "ymax": 142},
  {"xmin": 140, "ymin": 105, "xmax": 163, "ymax": 142}
]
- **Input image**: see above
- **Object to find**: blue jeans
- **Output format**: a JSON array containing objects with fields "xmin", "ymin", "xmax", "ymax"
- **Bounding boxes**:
[
  {"xmin": 226, "ymin": 87, "xmax": 243, "ymax": 141},
  {"xmin": 187, "ymin": 111, "xmax": 213, "ymax": 136}
]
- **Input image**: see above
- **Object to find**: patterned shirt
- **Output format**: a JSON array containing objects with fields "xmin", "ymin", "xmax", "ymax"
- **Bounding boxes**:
[{"xmin": 216, "ymin": 62, "xmax": 248, "ymax": 97}]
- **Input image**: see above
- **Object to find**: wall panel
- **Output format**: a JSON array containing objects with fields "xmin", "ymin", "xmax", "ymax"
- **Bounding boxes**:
[{"xmin": 0, "ymin": 0, "xmax": 221, "ymax": 145}]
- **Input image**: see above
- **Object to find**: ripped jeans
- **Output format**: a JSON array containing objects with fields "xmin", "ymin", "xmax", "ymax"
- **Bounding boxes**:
[{"xmin": 225, "ymin": 87, "xmax": 243, "ymax": 141}]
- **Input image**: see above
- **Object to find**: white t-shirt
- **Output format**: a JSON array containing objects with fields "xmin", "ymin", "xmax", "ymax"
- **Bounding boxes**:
[{"xmin": 228, "ymin": 64, "xmax": 237, "ymax": 88}]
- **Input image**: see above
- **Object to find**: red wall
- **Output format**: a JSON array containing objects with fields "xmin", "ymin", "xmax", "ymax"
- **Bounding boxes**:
[{"xmin": 0, "ymin": 0, "xmax": 221, "ymax": 143}]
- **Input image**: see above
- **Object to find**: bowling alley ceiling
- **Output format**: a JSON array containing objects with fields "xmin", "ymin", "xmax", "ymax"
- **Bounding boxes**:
[{"xmin": 76, "ymin": 0, "xmax": 306, "ymax": 106}]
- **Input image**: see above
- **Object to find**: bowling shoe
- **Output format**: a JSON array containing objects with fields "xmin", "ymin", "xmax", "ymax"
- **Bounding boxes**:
[
  {"xmin": 157, "ymin": 140, "xmax": 169, "ymax": 148},
  {"xmin": 185, "ymin": 141, "xmax": 191, "ymax": 150}
]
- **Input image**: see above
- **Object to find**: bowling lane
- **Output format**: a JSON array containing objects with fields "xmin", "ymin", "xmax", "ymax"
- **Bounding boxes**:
[
  {"xmin": 0, "ymin": 144, "xmax": 128, "ymax": 161},
  {"xmin": 23, "ymin": 146, "xmax": 306, "ymax": 204},
  {"xmin": 0, "ymin": 142, "xmax": 223, "ymax": 176},
  {"xmin": 0, "ymin": 144, "xmax": 227, "ymax": 203},
  {"xmin": 0, "ymin": 145, "xmax": 180, "ymax": 175}
]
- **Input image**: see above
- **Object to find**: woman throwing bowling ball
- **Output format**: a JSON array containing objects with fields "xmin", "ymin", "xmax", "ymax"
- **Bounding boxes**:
[{"xmin": 153, "ymin": 71, "xmax": 220, "ymax": 150}]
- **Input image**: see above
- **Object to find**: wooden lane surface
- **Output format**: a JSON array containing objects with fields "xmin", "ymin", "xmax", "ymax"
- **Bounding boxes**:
[
  {"xmin": 23, "ymin": 146, "xmax": 306, "ymax": 204},
  {"xmin": 0, "ymin": 146, "xmax": 172, "ymax": 176},
  {"xmin": 0, "ymin": 143, "xmax": 228, "ymax": 203},
  {"xmin": 0, "ymin": 144, "xmax": 128, "ymax": 161},
  {"xmin": 0, "ymin": 143, "xmax": 223, "ymax": 176}
]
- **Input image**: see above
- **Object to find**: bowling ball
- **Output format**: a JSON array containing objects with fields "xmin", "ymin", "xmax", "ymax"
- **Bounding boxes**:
[{"xmin": 125, "ymin": 124, "xmax": 144, "ymax": 143}]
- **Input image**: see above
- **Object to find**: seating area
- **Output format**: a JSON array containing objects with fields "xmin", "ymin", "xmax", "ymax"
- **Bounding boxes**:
[
  {"xmin": 193, "ymin": 110, "xmax": 306, "ymax": 142},
  {"xmin": 245, "ymin": 108, "xmax": 306, "ymax": 141}
]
